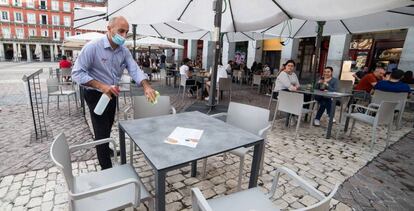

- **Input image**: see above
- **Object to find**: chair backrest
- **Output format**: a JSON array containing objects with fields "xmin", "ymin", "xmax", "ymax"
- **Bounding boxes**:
[
  {"xmin": 50, "ymin": 133, "xmax": 74, "ymax": 191},
  {"xmin": 180, "ymin": 74, "xmax": 187, "ymax": 86},
  {"xmin": 46, "ymin": 78, "xmax": 60, "ymax": 93},
  {"xmin": 301, "ymin": 184, "xmax": 339, "ymax": 211},
  {"xmin": 338, "ymin": 80, "xmax": 353, "ymax": 93},
  {"xmin": 132, "ymin": 96, "xmax": 172, "ymax": 119},
  {"xmin": 160, "ymin": 69, "xmax": 166, "ymax": 78},
  {"xmin": 253, "ymin": 75, "xmax": 262, "ymax": 85},
  {"xmin": 372, "ymin": 90, "xmax": 407, "ymax": 111},
  {"xmin": 375, "ymin": 101, "xmax": 399, "ymax": 125},
  {"xmin": 119, "ymin": 75, "xmax": 131, "ymax": 91},
  {"xmin": 142, "ymin": 67, "xmax": 152, "ymax": 74},
  {"xmin": 226, "ymin": 102, "xmax": 270, "ymax": 136},
  {"xmin": 277, "ymin": 91, "xmax": 304, "ymax": 116},
  {"xmin": 218, "ymin": 78, "xmax": 231, "ymax": 91},
  {"xmin": 60, "ymin": 68, "xmax": 72, "ymax": 77}
]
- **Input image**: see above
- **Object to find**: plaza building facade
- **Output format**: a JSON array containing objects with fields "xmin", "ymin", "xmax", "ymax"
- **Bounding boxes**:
[{"xmin": 0, "ymin": 0, "xmax": 105, "ymax": 62}]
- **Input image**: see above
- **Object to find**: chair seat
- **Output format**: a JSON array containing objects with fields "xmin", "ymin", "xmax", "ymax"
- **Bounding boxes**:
[
  {"xmin": 348, "ymin": 112, "xmax": 375, "ymax": 124},
  {"xmin": 230, "ymin": 147, "xmax": 250, "ymax": 157},
  {"xmin": 49, "ymin": 90, "xmax": 76, "ymax": 96},
  {"xmin": 207, "ymin": 187, "xmax": 280, "ymax": 211},
  {"xmin": 73, "ymin": 164, "xmax": 150, "ymax": 211}
]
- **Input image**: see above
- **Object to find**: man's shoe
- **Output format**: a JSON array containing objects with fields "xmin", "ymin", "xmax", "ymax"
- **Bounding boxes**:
[{"xmin": 314, "ymin": 119, "xmax": 321, "ymax": 126}]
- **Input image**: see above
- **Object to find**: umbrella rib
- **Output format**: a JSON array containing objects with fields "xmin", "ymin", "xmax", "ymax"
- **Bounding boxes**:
[
  {"xmin": 261, "ymin": 23, "xmax": 279, "ymax": 33},
  {"xmin": 74, "ymin": 16, "xmax": 105, "ymax": 29},
  {"xmin": 199, "ymin": 31, "xmax": 210, "ymax": 40},
  {"xmin": 241, "ymin": 32, "xmax": 254, "ymax": 41},
  {"xmin": 228, "ymin": 0, "xmax": 237, "ymax": 32},
  {"xmin": 340, "ymin": 20, "xmax": 352, "ymax": 34},
  {"xmin": 225, "ymin": 33, "xmax": 230, "ymax": 43},
  {"xmin": 178, "ymin": 0, "xmax": 194, "ymax": 21},
  {"xmin": 292, "ymin": 20, "xmax": 307, "ymax": 38},
  {"xmin": 163, "ymin": 23, "xmax": 183, "ymax": 34},
  {"xmin": 270, "ymin": 0, "xmax": 292, "ymax": 19},
  {"xmin": 74, "ymin": 13, "xmax": 106, "ymax": 22},
  {"xmin": 107, "ymin": 0, "xmax": 137, "ymax": 19},
  {"xmin": 387, "ymin": 10, "xmax": 414, "ymax": 17},
  {"xmin": 150, "ymin": 24, "xmax": 164, "ymax": 38}
]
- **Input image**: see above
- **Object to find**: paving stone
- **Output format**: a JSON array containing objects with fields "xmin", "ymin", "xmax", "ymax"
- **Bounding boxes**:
[
  {"xmin": 40, "ymin": 201, "xmax": 53, "ymax": 211},
  {"xmin": 13, "ymin": 194, "xmax": 30, "ymax": 206},
  {"xmin": 183, "ymin": 177, "xmax": 199, "ymax": 186},
  {"xmin": 166, "ymin": 174, "xmax": 186, "ymax": 184},
  {"xmin": 3, "ymin": 190, "xmax": 19, "ymax": 202},
  {"xmin": 35, "ymin": 170, "xmax": 47, "ymax": 179},
  {"xmin": 32, "ymin": 178, "xmax": 46, "ymax": 188},
  {"xmin": 9, "ymin": 181, "xmax": 22, "ymax": 191},
  {"xmin": 54, "ymin": 193, "xmax": 67, "ymax": 205},
  {"xmin": 26, "ymin": 197, "xmax": 42, "ymax": 208},
  {"xmin": 42, "ymin": 191, "xmax": 54, "ymax": 202},
  {"xmin": 299, "ymin": 195, "xmax": 319, "ymax": 207},
  {"xmin": 166, "ymin": 191, "xmax": 183, "ymax": 203},
  {"xmin": 165, "ymin": 202, "xmax": 183, "ymax": 211},
  {"xmin": 30, "ymin": 186, "xmax": 45, "ymax": 197},
  {"xmin": 0, "ymin": 187, "xmax": 8, "ymax": 198},
  {"xmin": 0, "ymin": 175, "xmax": 14, "ymax": 187}
]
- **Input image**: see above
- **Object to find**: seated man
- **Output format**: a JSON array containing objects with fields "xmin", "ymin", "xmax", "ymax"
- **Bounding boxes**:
[
  {"xmin": 354, "ymin": 66, "xmax": 385, "ymax": 100},
  {"xmin": 205, "ymin": 63, "xmax": 228, "ymax": 100},
  {"xmin": 179, "ymin": 58, "xmax": 199, "ymax": 96},
  {"xmin": 374, "ymin": 69, "xmax": 411, "ymax": 93}
]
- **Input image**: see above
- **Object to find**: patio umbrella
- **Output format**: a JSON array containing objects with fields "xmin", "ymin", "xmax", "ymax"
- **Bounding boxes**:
[
  {"xmin": 62, "ymin": 32, "xmax": 106, "ymax": 50},
  {"xmin": 125, "ymin": 36, "xmax": 184, "ymax": 49}
]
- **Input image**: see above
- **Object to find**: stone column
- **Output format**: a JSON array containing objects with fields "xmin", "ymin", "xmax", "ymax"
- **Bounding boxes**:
[
  {"xmin": 12, "ymin": 42, "xmax": 18, "ymax": 62},
  {"xmin": 246, "ymin": 40, "xmax": 263, "ymax": 68},
  {"xmin": 222, "ymin": 41, "xmax": 235, "ymax": 64},
  {"xmin": 26, "ymin": 44, "xmax": 32, "ymax": 62},
  {"xmin": 326, "ymin": 34, "xmax": 352, "ymax": 78},
  {"xmin": 0, "ymin": 42, "xmax": 5, "ymax": 61},
  {"xmin": 202, "ymin": 40, "xmax": 214, "ymax": 70},
  {"xmin": 50, "ymin": 45, "xmax": 54, "ymax": 62},
  {"xmin": 399, "ymin": 27, "xmax": 414, "ymax": 71},
  {"xmin": 187, "ymin": 40, "xmax": 198, "ymax": 61},
  {"xmin": 280, "ymin": 38, "xmax": 300, "ymax": 67},
  {"xmin": 174, "ymin": 39, "xmax": 184, "ymax": 64},
  {"xmin": 37, "ymin": 44, "xmax": 44, "ymax": 62}
]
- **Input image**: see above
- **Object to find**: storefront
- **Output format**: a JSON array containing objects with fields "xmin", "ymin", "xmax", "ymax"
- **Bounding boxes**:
[{"xmin": 262, "ymin": 38, "xmax": 282, "ymax": 72}]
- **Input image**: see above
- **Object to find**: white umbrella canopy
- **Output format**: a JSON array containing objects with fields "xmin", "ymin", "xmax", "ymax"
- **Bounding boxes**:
[
  {"xmin": 125, "ymin": 36, "xmax": 184, "ymax": 49},
  {"xmin": 108, "ymin": 0, "xmax": 412, "ymax": 33},
  {"xmin": 63, "ymin": 32, "xmax": 106, "ymax": 50},
  {"xmin": 74, "ymin": 7, "xmax": 201, "ymax": 37},
  {"xmin": 263, "ymin": 5, "xmax": 414, "ymax": 38}
]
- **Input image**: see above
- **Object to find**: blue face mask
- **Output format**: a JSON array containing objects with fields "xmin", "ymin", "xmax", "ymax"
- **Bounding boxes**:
[{"xmin": 111, "ymin": 33, "xmax": 125, "ymax": 46}]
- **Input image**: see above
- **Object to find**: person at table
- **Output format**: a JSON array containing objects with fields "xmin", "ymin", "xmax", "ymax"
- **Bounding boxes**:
[
  {"xmin": 401, "ymin": 70, "xmax": 414, "ymax": 84},
  {"xmin": 179, "ymin": 58, "xmax": 199, "ymax": 96},
  {"xmin": 352, "ymin": 66, "xmax": 369, "ymax": 84},
  {"xmin": 59, "ymin": 55, "xmax": 72, "ymax": 81},
  {"xmin": 205, "ymin": 62, "xmax": 228, "ymax": 100},
  {"xmin": 224, "ymin": 60, "xmax": 234, "ymax": 77},
  {"xmin": 72, "ymin": 16, "xmax": 156, "ymax": 170},
  {"xmin": 274, "ymin": 60, "xmax": 300, "ymax": 93},
  {"xmin": 374, "ymin": 69, "xmax": 411, "ymax": 93},
  {"xmin": 313, "ymin": 67, "xmax": 339, "ymax": 126},
  {"xmin": 354, "ymin": 66, "xmax": 385, "ymax": 97}
]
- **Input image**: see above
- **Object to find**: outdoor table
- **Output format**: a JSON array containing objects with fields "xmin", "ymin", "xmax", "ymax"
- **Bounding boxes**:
[
  {"xmin": 295, "ymin": 90, "xmax": 352, "ymax": 139},
  {"xmin": 118, "ymin": 111, "xmax": 264, "ymax": 211}
]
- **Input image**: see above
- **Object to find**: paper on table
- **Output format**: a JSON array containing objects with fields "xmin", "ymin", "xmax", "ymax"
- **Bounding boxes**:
[{"xmin": 164, "ymin": 127, "xmax": 204, "ymax": 148}]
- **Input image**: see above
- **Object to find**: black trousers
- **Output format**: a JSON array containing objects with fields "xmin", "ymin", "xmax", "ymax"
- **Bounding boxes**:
[{"xmin": 84, "ymin": 89, "xmax": 117, "ymax": 170}]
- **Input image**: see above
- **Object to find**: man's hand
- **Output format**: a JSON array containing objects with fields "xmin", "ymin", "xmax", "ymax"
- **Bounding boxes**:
[
  {"xmin": 141, "ymin": 80, "xmax": 156, "ymax": 102},
  {"xmin": 85, "ymin": 80, "xmax": 119, "ymax": 99}
]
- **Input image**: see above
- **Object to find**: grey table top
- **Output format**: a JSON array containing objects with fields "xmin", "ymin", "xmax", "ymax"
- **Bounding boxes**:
[
  {"xmin": 296, "ymin": 90, "xmax": 352, "ymax": 98},
  {"xmin": 119, "ymin": 111, "xmax": 263, "ymax": 171}
]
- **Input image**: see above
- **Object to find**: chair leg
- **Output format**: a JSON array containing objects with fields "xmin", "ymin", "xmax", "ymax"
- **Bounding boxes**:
[
  {"xmin": 339, "ymin": 104, "xmax": 344, "ymax": 123},
  {"xmin": 370, "ymin": 126, "xmax": 376, "ymax": 152},
  {"xmin": 349, "ymin": 119, "xmax": 356, "ymax": 136},
  {"xmin": 271, "ymin": 104, "xmax": 279, "ymax": 129},
  {"xmin": 386, "ymin": 123, "xmax": 392, "ymax": 147},
  {"xmin": 130, "ymin": 140, "xmax": 133, "ymax": 165},
  {"xmin": 259, "ymin": 145, "xmax": 265, "ymax": 176},
  {"xmin": 47, "ymin": 95, "xmax": 49, "ymax": 114},
  {"xmin": 67, "ymin": 95, "xmax": 71, "ymax": 115},
  {"xmin": 237, "ymin": 155, "xmax": 245, "ymax": 191},
  {"xmin": 202, "ymin": 158, "xmax": 207, "ymax": 178},
  {"xmin": 57, "ymin": 95, "xmax": 60, "ymax": 110},
  {"xmin": 295, "ymin": 115, "xmax": 301, "ymax": 139}
]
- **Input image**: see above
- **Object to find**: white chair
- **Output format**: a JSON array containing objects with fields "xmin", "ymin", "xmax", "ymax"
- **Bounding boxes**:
[
  {"xmin": 178, "ymin": 74, "xmax": 198, "ymax": 99},
  {"xmin": 119, "ymin": 74, "xmax": 132, "ymax": 104},
  {"xmin": 46, "ymin": 78, "xmax": 77, "ymax": 115},
  {"xmin": 192, "ymin": 166, "xmax": 339, "ymax": 211},
  {"xmin": 217, "ymin": 78, "xmax": 232, "ymax": 104},
  {"xmin": 202, "ymin": 102, "xmax": 271, "ymax": 191},
  {"xmin": 252, "ymin": 75, "xmax": 262, "ymax": 93},
  {"xmin": 336, "ymin": 101, "xmax": 398, "ymax": 151},
  {"xmin": 124, "ymin": 96, "xmax": 176, "ymax": 162},
  {"xmin": 337, "ymin": 80, "xmax": 354, "ymax": 123},
  {"xmin": 60, "ymin": 68, "xmax": 72, "ymax": 82},
  {"xmin": 267, "ymin": 83, "xmax": 277, "ymax": 109},
  {"xmin": 50, "ymin": 133, "xmax": 153, "ymax": 211},
  {"xmin": 272, "ymin": 91, "xmax": 316, "ymax": 139},
  {"xmin": 370, "ymin": 90, "xmax": 408, "ymax": 129}
]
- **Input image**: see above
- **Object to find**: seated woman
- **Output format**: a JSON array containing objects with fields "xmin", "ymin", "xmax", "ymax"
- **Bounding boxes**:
[
  {"xmin": 273, "ymin": 60, "xmax": 300, "ymax": 99},
  {"xmin": 313, "ymin": 67, "xmax": 339, "ymax": 126},
  {"xmin": 180, "ymin": 58, "xmax": 198, "ymax": 96}
]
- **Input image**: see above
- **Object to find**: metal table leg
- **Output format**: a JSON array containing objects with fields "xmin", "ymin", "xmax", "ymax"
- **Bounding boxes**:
[
  {"xmin": 326, "ymin": 98, "xmax": 337, "ymax": 139},
  {"xmin": 119, "ymin": 125, "xmax": 126, "ymax": 164},
  {"xmin": 155, "ymin": 170, "xmax": 166, "ymax": 211},
  {"xmin": 191, "ymin": 161, "xmax": 197, "ymax": 177},
  {"xmin": 249, "ymin": 141, "xmax": 264, "ymax": 188}
]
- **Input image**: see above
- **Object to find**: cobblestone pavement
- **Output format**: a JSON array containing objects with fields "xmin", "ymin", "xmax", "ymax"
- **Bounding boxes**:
[
  {"xmin": 1, "ymin": 62, "xmax": 414, "ymax": 210},
  {"xmin": 336, "ymin": 131, "xmax": 414, "ymax": 211}
]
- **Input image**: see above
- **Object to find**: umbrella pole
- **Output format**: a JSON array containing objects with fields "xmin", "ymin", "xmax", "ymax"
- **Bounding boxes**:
[
  {"xmin": 312, "ymin": 21, "xmax": 326, "ymax": 84},
  {"xmin": 208, "ymin": 0, "xmax": 223, "ymax": 108},
  {"xmin": 132, "ymin": 24, "xmax": 137, "ymax": 60}
]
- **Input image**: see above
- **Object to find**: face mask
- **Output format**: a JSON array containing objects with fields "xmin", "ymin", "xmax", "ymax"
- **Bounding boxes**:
[{"xmin": 111, "ymin": 33, "xmax": 125, "ymax": 46}]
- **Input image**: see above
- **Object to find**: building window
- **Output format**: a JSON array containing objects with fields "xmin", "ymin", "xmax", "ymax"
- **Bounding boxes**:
[
  {"xmin": 1, "ymin": 11, "xmax": 10, "ymax": 21},
  {"xmin": 51, "ymin": 1, "xmax": 59, "ymax": 11},
  {"xmin": 42, "ymin": 29, "xmax": 48, "ymax": 37},
  {"xmin": 2, "ymin": 27, "xmax": 10, "ymax": 38},
  {"xmin": 64, "ymin": 16, "xmax": 70, "ymax": 27},
  {"xmin": 63, "ymin": 2, "xmax": 70, "ymax": 12},
  {"xmin": 40, "ymin": 14, "xmax": 47, "ymax": 25},
  {"xmin": 26, "ymin": 0, "xmax": 34, "ymax": 8},
  {"xmin": 64, "ymin": 31, "xmax": 70, "ymax": 38},
  {"xmin": 0, "ymin": 0, "xmax": 9, "ymax": 6},
  {"xmin": 52, "ymin": 15, "xmax": 59, "ymax": 25},
  {"xmin": 14, "ymin": 12, "xmax": 23, "ymax": 22},
  {"xmin": 76, "ymin": 32, "xmax": 81, "ymax": 35},
  {"xmin": 74, "ymin": 3, "xmax": 81, "ymax": 8},
  {"xmin": 53, "ymin": 30, "xmax": 60, "ymax": 40},
  {"xmin": 27, "ymin": 13, "xmax": 36, "ymax": 24},
  {"xmin": 29, "ymin": 28, "xmax": 36, "ymax": 37},
  {"xmin": 15, "ymin": 28, "xmax": 24, "ymax": 39},
  {"xmin": 13, "ymin": 0, "xmax": 22, "ymax": 7},
  {"xmin": 39, "ymin": 0, "xmax": 47, "ymax": 9}
]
